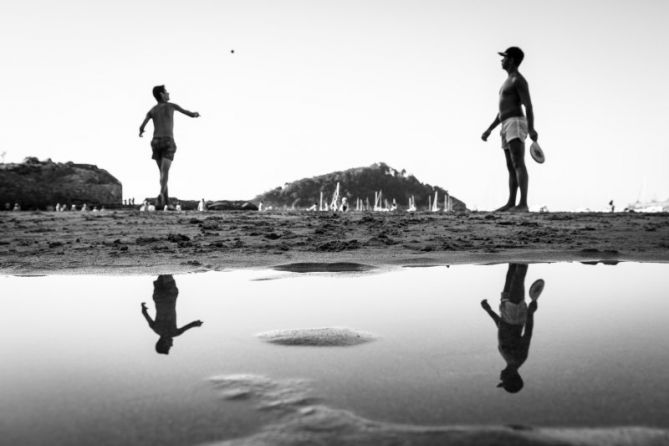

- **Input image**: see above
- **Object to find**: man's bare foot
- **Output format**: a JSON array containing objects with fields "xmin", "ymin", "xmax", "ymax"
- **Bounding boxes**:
[
  {"xmin": 508, "ymin": 205, "xmax": 529, "ymax": 213},
  {"xmin": 494, "ymin": 204, "xmax": 515, "ymax": 212}
]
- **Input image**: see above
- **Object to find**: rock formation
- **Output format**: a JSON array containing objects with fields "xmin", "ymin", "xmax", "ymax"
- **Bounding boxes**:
[
  {"xmin": 206, "ymin": 200, "xmax": 259, "ymax": 211},
  {"xmin": 0, "ymin": 157, "xmax": 122, "ymax": 210}
]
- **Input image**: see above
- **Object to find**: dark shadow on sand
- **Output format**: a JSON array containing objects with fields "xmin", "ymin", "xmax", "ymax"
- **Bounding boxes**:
[
  {"xmin": 257, "ymin": 327, "xmax": 376, "ymax": 346},
  {"xmin": 273, "ymin": 262, "xmax": 375, "ymax": 273}
]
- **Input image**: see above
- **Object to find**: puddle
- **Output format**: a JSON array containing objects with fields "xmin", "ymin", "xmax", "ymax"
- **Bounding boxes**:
[{"xmin": 2, "ymin": 262, "xmax": 669, "ymax": 445}]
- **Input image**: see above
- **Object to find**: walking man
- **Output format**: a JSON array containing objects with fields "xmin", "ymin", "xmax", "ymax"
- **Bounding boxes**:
[
  {"xmin": 139, "ymin": 85, "xmax": 199, "ymax": 209},
  {"xmin": 481, "ymin": 47, "xmax": 538, "ymax": 212}
]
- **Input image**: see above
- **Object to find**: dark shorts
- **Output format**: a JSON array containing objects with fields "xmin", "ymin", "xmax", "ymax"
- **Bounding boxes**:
[{"xmin": 151, "ymin": 137, "xmax": 177, "ymax": 161}]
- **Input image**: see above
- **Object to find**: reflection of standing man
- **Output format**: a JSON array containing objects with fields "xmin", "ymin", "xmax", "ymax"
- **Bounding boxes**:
[
  {"xmin": 481, "ymin": 47, "xmax": 538, "ymax": 212},
  {"xmin": 481, "ymin": 263, "xmax": 544, "ymax": 393},
  {"xmin": 141, "ymin": 275, "xmax": 203, "ymax": 354}
]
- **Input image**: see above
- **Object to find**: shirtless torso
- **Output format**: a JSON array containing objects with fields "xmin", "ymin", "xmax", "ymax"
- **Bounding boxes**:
[
  {"xmin": 148, "ymin": 103, "xmax": 176, "ymax": 138},
  {"xmin": 498, "ymin": 73, "xmax": 528, "ymax": 122}
]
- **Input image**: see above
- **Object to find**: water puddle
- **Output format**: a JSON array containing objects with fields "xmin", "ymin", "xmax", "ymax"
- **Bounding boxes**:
[{"xmin": 2, "ymin": 262, "xmax": 669, "ymax": 445}]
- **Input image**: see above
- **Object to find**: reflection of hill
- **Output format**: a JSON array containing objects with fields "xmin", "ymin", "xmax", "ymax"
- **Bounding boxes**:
[{"xmin": 253, "ymin": 162, "xmax": 467, "ymax": 210}]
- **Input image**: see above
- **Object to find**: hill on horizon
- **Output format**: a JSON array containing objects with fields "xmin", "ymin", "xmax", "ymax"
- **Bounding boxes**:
[{"xmin": 253, "ymin": 162, "xmax": 467, "ymax": 211}]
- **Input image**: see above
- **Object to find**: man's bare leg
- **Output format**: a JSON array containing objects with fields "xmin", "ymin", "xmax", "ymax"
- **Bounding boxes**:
[
  {"xmin": 494, "ymin": 149, "xmax": 518, "ymax": 212},
  {"xmin": 508, "ymin": 139, "xmax": 528, "ymax": 212},
  {"xmin": 155, "ymin": 158, "xmax": 172, "ymax": 208},
  {"xmin": 154, "ymin": 159, "xmax": 163, "ymax": 207}
]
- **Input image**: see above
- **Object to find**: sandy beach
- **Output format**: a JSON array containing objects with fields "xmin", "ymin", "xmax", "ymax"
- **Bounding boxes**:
[{"xmin": 1, "ymin": 210, "xmax": 668, "ymax": 275}]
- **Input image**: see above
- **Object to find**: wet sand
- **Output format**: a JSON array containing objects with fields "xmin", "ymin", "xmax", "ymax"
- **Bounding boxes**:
[
  {"xmin": 209, "ymin": 374, "xmax": 669, "ymax": 446},
  {"xmin": 1, "ymin": 210, "xmax": 668, "ymax": 275}
]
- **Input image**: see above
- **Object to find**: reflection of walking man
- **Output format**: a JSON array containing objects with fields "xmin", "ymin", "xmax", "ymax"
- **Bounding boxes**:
[
  {"xmin": 141, "ymin": 275, "xmax": 203, "ymax": 354},
  {"xmin": 481, "ymin": 47, "xmax": 538, "ymax": 212},
  {"xmin": 481, "ymin": 264, "xmax": 544, "ymax": 393}
]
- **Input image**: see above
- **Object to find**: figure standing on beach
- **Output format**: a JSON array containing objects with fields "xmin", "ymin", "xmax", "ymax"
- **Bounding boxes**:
[
  {"xmin": 480, "ymin": 263, "xmax": 544, "ymax": 393},
  {"xmin": 481, "ymin": 47, "xmax": 538, "ymax": 212},
  {"xmin": 139, "ymin": 85, "xmax": 200, "ymax": 209},
  {"xmin": 141, "ymin": 275, "xmax": 203, "ymax": 355}
]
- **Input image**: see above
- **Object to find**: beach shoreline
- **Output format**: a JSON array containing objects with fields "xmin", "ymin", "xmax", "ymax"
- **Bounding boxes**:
[{"xmin": 2, "ymin": 210, "xmax": 668, "ymax": 275}]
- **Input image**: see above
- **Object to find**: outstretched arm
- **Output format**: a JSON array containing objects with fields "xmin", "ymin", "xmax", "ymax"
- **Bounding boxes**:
[
  {"xmin": 480, "ymin": 299, "xmax": 500, "ymax": 326},
  {"xmin": 516, "ymin": 78, "xmax": 537, "ymax": 141},
  {"xmin": 139, "ymin": 113, "xmax": 151, "ymax": 137},
  {"xmin": 481, "ymin": 115, "xmax": 501, "ymax": 141},
  {"xmin": 173, "ymin": 104, "xmax": 200, "ymax": 118},
  {"xmin": 141, "ymin": 302, "xmax": 155, "ymax": 328},
  {"xmin": 176, "ymin": 319, "xmax": 204, "ymax": 336}
]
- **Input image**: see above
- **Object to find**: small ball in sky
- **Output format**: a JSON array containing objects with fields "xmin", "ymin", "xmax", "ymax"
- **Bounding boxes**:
[{"xmin": 230, "ymin": 49, "xmax": 235, "ymax": 54}]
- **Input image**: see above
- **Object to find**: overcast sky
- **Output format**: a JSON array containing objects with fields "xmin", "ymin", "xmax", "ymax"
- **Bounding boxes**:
[{"xmin": 1, "ymin": 0, "xmax": 667, "ymax": 211}]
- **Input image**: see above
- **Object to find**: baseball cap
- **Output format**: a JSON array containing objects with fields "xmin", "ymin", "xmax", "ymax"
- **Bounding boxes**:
[{"xmin": 498, "ymin": 46, "xmax": 525, "ymax": 65}]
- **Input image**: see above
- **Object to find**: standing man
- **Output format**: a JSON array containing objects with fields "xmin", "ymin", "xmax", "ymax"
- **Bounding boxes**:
[
  {"xmin": 481, "ymin": 47, "xmax": 538, "ymax": 212},
  {"xmin": 139, "ymin": 85, "xmax": 200, "ymax": 209}
]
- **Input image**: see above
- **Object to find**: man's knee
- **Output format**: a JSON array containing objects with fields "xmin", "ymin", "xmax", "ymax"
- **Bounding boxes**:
[
  {"xmin": 503, "ymin": 150, "xmax": 516, "ymax": 172},
  {"xmin": 160, "ymin": 159, "xmax": 173, "ymax": 172},
  {"xmin": 508, "ymin": 140, "xmax": 525, "ymax": 166}
]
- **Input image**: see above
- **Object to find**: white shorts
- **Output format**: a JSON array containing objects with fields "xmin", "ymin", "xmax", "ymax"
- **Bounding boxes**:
[
  {"xmin": 500, "ymin": 299, "xmax": 528, "ymax": 325},
  {"xmin": 500, "ymin": 117, "xmax": 528, "ymax": 150}
]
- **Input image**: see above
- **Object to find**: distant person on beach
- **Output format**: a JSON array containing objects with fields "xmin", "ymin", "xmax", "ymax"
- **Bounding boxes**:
[
  {"xmin": 481, "ymin": 47, "xmax": 538, "ymax": 212},
  {"xmin": 139, "ymin": 85, "xmax": 200, "ymax": 209},
  {"xmin": 480, "ymin": 263, "xmax": 544, "ymax": 393},
  {"xmin": 141, "ymin": 275, "xmax": 203, "ymax": 355}
]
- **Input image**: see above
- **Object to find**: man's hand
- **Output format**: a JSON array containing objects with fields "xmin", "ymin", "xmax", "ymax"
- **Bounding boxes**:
[
  {"xmin": 141, "ymin": 302, "xmax": 148, "ymax": 311},
  {"xmin": 529, "ymin": 300, "xmax": 538, "ymax": 312},
  {"xmin": 481, "ymin": 299, "xmax": 491, "ymax": 309},
  {"xmin": 139, "ymin": 128, "xmax": 145, "ymax": 138},
  {"xmin": 529, "ymin": 129, "xmax": 538, "ymax": 142},
  {"xmin": 194, "ymin": 320, "xmax": 203, "ymax": 327},
  {"xmin": 481, "ymin": 130, "xmax": 491, "ymax": 141},
  {"xmin": 193, "ymin": 112, "xmax": 200, "ymax": 118}
]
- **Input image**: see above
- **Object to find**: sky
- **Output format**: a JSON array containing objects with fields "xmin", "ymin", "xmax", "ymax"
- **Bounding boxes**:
[{"xmin": 1, "ymin": 0, "xmax": 668, "ymax": 211}]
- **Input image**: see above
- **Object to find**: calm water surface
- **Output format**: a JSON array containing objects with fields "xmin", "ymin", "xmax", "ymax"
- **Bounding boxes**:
[{"xmin": 2, "ymin": 262, "xmax": 669, "ymax": 445}]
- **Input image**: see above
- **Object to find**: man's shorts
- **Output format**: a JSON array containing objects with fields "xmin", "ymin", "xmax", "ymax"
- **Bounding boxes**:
[
  {"xmin": 151, "ymin": 137, "xmax": 177, "ymax": 161},
  {"xmin": 500, "ymin": 117, "xmax": 528, "ymax": 150},
  {"xmin": 499, "ymin": 299, "xmax": 528, "ymax": 326}
]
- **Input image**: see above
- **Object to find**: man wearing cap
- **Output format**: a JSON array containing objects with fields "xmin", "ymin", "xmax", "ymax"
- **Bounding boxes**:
[{"xmin": 481, "ymin": 46, "xmax": 538, "ymax": 212}]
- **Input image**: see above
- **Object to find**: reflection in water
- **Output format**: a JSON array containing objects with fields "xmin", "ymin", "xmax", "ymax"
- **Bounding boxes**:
[
  {"xmin": 141, "ymin": 275, "xmax": 203, "ymax": 354},
  {"xmin": 481, "ymin": 264, "xmax": 545, "ymax": 393}
]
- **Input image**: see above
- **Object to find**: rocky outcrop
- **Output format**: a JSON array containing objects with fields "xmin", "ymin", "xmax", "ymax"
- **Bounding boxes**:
[
  {"xmin": 0, "ymin": 157, "xmax": 122, "ymax": 210},
  {"xmin": 254, "ymin": 162, "xmax": 467, "ymax": 211},
  {"xmin": 207, "ymin": 200, "xmax": 258, "ymax": 211},
  {"xmin": 137, "ymin": 199, "xmax": 258, "ymax": 211}
]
